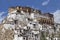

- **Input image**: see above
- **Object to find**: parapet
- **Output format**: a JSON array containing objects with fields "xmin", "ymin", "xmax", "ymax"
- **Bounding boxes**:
[{"xmin": 8, "ymin": 6, "xmax": 41, "ymax": 14}]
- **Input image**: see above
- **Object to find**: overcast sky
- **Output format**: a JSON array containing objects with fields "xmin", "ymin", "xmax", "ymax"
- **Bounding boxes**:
[{"xmin": 0, "ymin": 0, "xmax": 60, "ymax": 23}]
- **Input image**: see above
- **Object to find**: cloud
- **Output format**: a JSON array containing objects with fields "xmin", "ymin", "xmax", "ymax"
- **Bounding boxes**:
[
  {"xmin": 52, "ymin": 10, "xmax": 60, "ymax": 23},
  {"xmin": 0, "ymin": 12, "xmax": 6, "ymax": 23},
  {"xmin": 42, "ymin": 0, "xmax": 50, "ymax": 6}
]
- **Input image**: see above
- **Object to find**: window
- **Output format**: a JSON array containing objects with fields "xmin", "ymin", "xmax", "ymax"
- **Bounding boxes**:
[
  {"xmin": 23, "ymin": 37, "xmax": 25, "ymax": 40},
  {"xmin": 14, "ymin": 20, "xmax": 18, "ymax": 24},
  {"xmin": 32, "ymin": 33, "xmax": 33, "ymax": 37}
]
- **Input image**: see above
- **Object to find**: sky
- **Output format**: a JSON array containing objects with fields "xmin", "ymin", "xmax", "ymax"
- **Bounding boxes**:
[{"xmin": 0, "ymin": 0, "xmax": 60, "ymax": 23}]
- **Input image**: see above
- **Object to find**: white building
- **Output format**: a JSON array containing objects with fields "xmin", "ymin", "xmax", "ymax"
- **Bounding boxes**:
[{"xmin": 1, "ymin": 6, "xmax": 58, "ymax": 40}]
